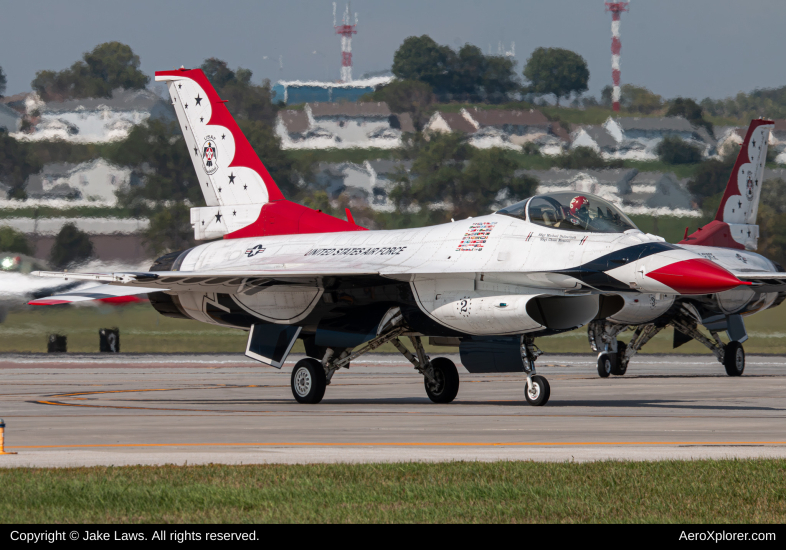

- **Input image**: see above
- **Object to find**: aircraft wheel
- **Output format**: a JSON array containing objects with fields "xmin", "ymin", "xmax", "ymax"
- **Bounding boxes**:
[
  {"xmin": 611, "ymin": 342, "xmax": 628, "ymax": 375},
  {"xmin": 723, "ymin": 341, "xmax": 745, "ymax": 377},
  {"xmin": 291, "ymin": 358, "xmax": 327, "ymax": 404},
  {"xmin": 525, "ymin": 375, "xmax": 550, "ymax": 406},
  {"xmin": 597, "ymin": 354, "xmax": 612, "ymax": 378},
  {"xmin": 424, "ymin": 357, "xmax": 460, "ymax": 403}
]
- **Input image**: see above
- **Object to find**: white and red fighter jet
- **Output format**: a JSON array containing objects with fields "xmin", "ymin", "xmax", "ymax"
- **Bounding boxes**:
[
  {"xmin": 588, "ymin": 118, "xmax": 786, "ymax": 379},
  {"xmin": 29, "ymin": 68, "xmax": 771, "ymax": 406}
]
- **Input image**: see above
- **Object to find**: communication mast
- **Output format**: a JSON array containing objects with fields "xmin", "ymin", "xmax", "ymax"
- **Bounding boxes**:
[
  {"xmin": 605, "ymin": 2, "xmax": 629, "ymax": 112},
  {"xmin": 333, "ymin": 2, "xmax": 358, "ymax": 82}
]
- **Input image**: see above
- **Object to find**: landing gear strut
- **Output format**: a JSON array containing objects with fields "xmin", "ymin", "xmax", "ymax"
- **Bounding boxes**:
[
  {"xmin": 589, "ymin": 320, "xmax": 640, "ymax": 377},
  {"xmin": 522, "ymin": 336, "xmax": 550, "ymax": 406},
  {"xmin": 291, "ymin": 309, "xmax": 461, "ymax": 404},
  {"xmin": 588, "ymin": 304, "xmax": 747, "ymax": 378},
  {"xmin": 391, "ymin": 335, "xmax": 459, "ymax": 403}
]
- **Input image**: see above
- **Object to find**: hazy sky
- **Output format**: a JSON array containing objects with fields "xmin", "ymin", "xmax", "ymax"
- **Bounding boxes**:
[{"xmin": 2, "ymin": 0, "xmax": 785, "ymax": 100}]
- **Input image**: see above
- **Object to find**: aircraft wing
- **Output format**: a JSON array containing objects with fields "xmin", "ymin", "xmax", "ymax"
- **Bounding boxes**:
[
  {"xmin": 31, "ymin": 267, "xmax": 382, "ymax": 294},
  {"xmin": 735, "ymin": 272, "xmax": 786, "ymax": 291}
]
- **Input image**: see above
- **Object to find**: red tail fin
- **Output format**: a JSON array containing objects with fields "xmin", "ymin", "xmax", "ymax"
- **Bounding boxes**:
[
  {"xmin": 680, "ymin": 118, "xmax": 773, "ymax": 251},
  {"xmin": 155, "ymin": 68, "xmax": 362, "ymax": 239}
]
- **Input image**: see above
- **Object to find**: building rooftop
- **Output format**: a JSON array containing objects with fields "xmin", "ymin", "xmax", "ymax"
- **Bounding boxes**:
[
  {"xmin": 43, "ymin": 88, "xmax": 168, "ymax": 113},
  {"xmin": 436, "ymin": 112, "xmax": 478, "ymax": 134},
  {"xmin": 278, "ymin": 110, "xmax": 309, "ymax": 134},
  {"xmin": 276, "ymin": 76, "xmax": 394, "ymax": 89},
  {"xmin": 578, "ymin": 125, "xmax": 618, "ymax": 150},
  {"xmin": 465, "ymin": 108, "xmax": 550, "ymax": 128},
  {"xmin": 309, "ymin": 102, "xmax": 392, "ymax": 117},
  {"xmin": 612, "ymin": 116, "xmax": 695, "ymax": 133}
]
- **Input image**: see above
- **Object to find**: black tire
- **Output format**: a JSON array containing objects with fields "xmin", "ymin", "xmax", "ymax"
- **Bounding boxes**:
[
  {"xmin": 723, "ymin": 341, "xmax": 745, "ymax": 377},
  {"xmin": 525, "ymin": 375, "xmax": 550, "ymax": 406},
  {"xmin": 424, "ymin": 357, "xmax": 460, "ymax": 403},
  {"xmin": 611, "ymin": 342, "xmax": 628, "ymax": 375},
  {"xmin": 291, "ymin": 358, "xmax": 327, "ymax": 404},
  {"xmin": 597, "ymin": 354, "xmax": 612, "ymax": 378}
]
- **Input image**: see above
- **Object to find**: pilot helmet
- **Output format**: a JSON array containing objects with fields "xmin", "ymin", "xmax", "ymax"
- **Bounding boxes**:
[{"xmin": 570, "ymin": 195, "xmax": 590, "ymax": 217}]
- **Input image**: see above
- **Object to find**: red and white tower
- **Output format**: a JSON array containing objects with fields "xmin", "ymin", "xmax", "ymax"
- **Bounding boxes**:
[
  {"xmin": 334, "ymin": 2, "xmax": 357, "ymax": 82},
  {"xmin": 605, "ymin": 2, "xmax": 629, "ymax": 111}
]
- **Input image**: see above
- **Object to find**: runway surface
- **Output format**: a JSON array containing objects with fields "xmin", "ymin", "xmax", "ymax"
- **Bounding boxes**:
[{"xmin": 1, "ymin": 352, "xmax": 786, "ymax": 466}]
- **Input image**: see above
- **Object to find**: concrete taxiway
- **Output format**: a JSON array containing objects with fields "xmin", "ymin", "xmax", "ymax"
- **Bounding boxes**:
[{"xmin": 1, "ymin": 353, "xmax": 785, "ymax": 467}]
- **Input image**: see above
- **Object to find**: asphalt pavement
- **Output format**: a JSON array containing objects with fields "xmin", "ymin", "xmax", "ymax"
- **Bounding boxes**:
[{"xmin": 1, "ymin": 352, "xmax": 785, "ymax": 466}]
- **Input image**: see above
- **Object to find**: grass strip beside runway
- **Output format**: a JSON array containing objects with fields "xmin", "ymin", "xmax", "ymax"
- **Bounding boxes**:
[{"xmin": 1, "ymin": 459, "xmax": 785, "ymax": 523}]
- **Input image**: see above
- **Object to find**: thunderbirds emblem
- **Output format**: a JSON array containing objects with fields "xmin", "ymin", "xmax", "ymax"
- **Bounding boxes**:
[
  {"xmin": 202, "ymin": 136, "xmax": 218, "ymax": 175},
  {"xmin": 746, "ymin": 172, "xmax": 754, "ymax": 201}
]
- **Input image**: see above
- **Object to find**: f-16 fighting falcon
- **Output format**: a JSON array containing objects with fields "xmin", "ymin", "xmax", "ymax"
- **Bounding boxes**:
[
  {"xmin": 588, "ymin": 118, "xmax": 786, "ymax": 379},
  {"xmin": 28, "ymin": 67, "xmax": 779, "ymax": 407}
]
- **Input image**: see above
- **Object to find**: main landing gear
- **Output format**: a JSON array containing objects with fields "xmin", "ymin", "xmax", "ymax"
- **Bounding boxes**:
[
  {"xmin": 289, "ymin": 310, "xmax": 460, "ymax": 404},
  {"xmin": 588, "ymin": 304, "xmax": 747, "ymax": 378}
]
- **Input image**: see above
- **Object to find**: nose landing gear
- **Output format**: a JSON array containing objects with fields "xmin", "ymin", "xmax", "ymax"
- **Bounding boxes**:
[{"xmin": 522, "ymin": 337, "xmax": 550, "ymax": 406}]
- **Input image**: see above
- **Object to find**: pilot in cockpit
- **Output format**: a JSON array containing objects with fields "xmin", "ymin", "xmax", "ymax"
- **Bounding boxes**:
[{"xmin": 568, "ymin": 195, "xmax": 590, "ymax": 227}]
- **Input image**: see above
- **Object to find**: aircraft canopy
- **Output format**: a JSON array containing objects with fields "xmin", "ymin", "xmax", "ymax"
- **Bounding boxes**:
[{"xmin": 497, "ymin": 192, "xmax": 638, "ymax": 234}]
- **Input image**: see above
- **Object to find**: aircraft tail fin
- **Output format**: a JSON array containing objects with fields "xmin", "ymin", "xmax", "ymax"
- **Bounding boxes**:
[
  {"xmin": 680, "ymin": 118, "xmax": 773, "ymax": 251},
  {"xmin": 155, "ymin": 68, "xmax": 362, "ymax": 240}
]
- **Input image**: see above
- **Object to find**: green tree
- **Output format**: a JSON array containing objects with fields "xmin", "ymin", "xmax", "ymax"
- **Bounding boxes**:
[
  {"xmin": 392, "ymin": 36, "xmax": 455, "ymax": 93},
  {"xmin": 687, "ymin": 155, "xmax": 736, "ymax": 208},
  {"xmin": 656, "ymin": 136, "xmax": 703, "ymax": 165},
  {"xmin": 200, "ymin": 59, "xmax": 277, "ymax": 126},
  {"xmin": 555, "ymin": 147, "xmax": 623, "ymax": 170},
  {"xmin": 365, "ymin": 80, "xmax": 434, "ymax": 130},
  {"xmin": 0, "ymin": 66, "xmax": 6, "ymax": 96},
  {"xmin": 144, "ymin": 202, "xmax": 194, "ymax": 256},
  {"xmin": 482, "ymin": 55, "xmax": 519, "ymax": 99},
  {"xmin": 49, "ymin": 223, "xmax": 93, "ymax": 268},
  {"xmin": 107, "ymin": 119, "xmax": 200, "ymax": 254},
  {"xmin": 453, "ymin": 44, "xmax": 487, "ymax": 97},
  {"xmin": 391, "ymin": 133, "xmax": 537, "ymax": 220},
  {"xmin": 523, "ymin": 47, "xmax": 589, "ymax": 106},
  {"xmin": 620, "ymin": 84, "xmax": 663, "ymax": 114},
  {"xmin": 32, "ymin": 42, "xmax": 149, "ymax": 101},
  {"xmin": 239, "ymin": 119, "xmax": 308, "ymax": 199},
  {"xmin": 701, "ymin": 86, "xmax": 786, "ymax": 122},
  {"xmin": 0, "ymin": 132, "xmax": 43, "ymax": 199},
  {"xmin": 758, "ymin": 178, "xmax": 786, "ymax": 267},
  {"xmin": 0, "ymin": 227, "xmax": 31, "ymax": 254},
  {"xmin": 667, "ymin": 97, "xmax": 713, "ymax": 134},
  {"xmin": 392, "ymin": 36, "xmax": 518, "ymax": 100}
]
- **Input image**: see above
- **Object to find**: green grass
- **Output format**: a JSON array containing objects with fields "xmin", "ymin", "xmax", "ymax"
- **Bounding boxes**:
[
  {"xmin": 1, "ymin": 460, "xmax": 784, "ymax": 523},
  {"xmin": 622, "ymin": 160, "xmax": 700, "ymax": 179},
  {"xmin": 0, "ymin": 304, "xmax": 443, "ymax": 354},
  {"xmin": 628, "ymin": 215, "xmax": 695, "ymax": 243}
]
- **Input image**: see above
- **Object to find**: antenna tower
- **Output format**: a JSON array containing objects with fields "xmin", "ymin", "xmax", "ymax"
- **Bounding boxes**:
[
  {"xmin": 605, "ymin": 2, "xmax": 629, "ymax": 112},
  {"xmin": 333, "ymin": 2, "xmax": 358, "ymax": 82}
]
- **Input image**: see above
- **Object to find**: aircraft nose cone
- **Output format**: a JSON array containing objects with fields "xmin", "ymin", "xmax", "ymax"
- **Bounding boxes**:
[{"xmin": 645, "ymin": 258, "xmax": 749, "ymax": 295}]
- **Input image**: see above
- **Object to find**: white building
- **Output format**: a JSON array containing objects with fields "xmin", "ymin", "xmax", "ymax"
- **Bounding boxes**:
[
  {"xmin": 602, "ymin": 116, "xmax": 715, "ymax": 160},
  {"xmin": 424, "ymin": 108, "xmax": 568, "ymax": 154},
  {"xmin": 276, "ymin": 102, "xmax": 414, "ymax": 149},
  {"xmin": 24, "ymin": 159, "xmax": 134, "ymax": 204},
  {"xmin": 14, "ymin": 88, "xmax": 174, "ymax": 143}
]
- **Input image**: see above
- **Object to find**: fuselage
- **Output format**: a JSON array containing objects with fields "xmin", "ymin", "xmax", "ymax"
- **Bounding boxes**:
[{"xmin": 159, "ymin": 208, "xmax": 757, "ymax": 337}]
